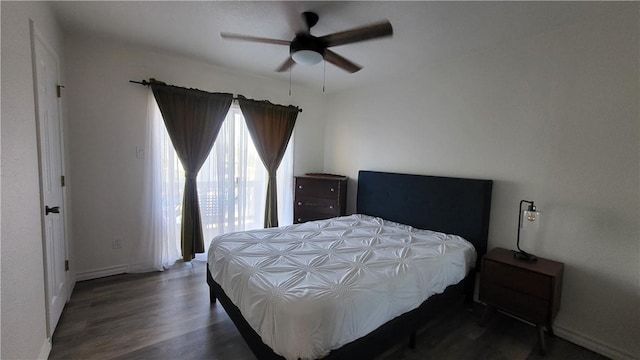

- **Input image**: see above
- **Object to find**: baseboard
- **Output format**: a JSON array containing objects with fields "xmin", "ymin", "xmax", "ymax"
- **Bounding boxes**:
[
  {"xmin": 483, "ymin": 304, "xmax": 637, "ymax": 360},
  {"xmin": 38, "ymin": 337, "xmax": 52, "ymax": 360},
  {"xmin": 76, "ymin": 264, "xmax": 129, "ymax": 281},
  {"xmin": 554, "ymin": 324, "xmax": 637, "ymax": 360}
]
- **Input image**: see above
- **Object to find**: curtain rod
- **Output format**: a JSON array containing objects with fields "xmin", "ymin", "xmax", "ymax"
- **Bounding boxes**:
[{"xmin": 129, "ymin": 80, "xmax": 302, "ymax": 113}]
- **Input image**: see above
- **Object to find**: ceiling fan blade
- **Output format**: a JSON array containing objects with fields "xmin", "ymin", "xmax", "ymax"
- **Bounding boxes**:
[
  {"xmin": 324, "ymin": 50, "xmax": 362, "ymax": 73},
  {"xmin": 276, "ymin": 57, "xmax": 296, "ymax": 72},
  {"xmin": 220, "ymin": 33, "xmax": 290, "ymax": 46},
  {"xmin": 320, "ymin": 21, "xmax": 393, "ymax": 47}
]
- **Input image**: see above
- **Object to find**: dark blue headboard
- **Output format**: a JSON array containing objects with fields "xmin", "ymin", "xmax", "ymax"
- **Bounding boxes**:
[{"xmin": 356, "ymin": 171, "xmax": 493, "ymax": 264}]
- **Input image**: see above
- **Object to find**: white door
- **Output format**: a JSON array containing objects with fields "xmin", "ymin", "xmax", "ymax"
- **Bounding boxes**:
[{"xmin": 32, "ymin": 22, "xmax": 69, "ymax": 336}]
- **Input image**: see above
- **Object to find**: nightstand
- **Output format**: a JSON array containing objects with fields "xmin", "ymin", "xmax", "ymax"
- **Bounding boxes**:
[{"xmin": 479, "ymin": 247, "xmax": 564, "ymax": 354}]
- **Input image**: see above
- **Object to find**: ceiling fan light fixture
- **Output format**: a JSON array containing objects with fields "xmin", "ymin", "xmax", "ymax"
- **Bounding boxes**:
[
  {"xmin": 291, "ymin": 49, "xmax": 323, "ymax": 65},
  {"xmin": 221, "ymin": 11, "xmax": 393, "ymax": 73}
]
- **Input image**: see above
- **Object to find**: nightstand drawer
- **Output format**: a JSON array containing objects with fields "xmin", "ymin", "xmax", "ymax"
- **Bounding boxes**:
[
  {"xmin": 482, "ymin": 283, "xmax": 548, "ymax": 323},
  {"xmin": 483, "ymin": 260, "xmax": 551, "ymax": 299}
]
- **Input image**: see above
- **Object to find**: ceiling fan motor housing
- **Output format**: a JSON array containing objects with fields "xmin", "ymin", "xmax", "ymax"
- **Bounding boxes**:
[{"xmin": 290, "ymin": 34, "xmax": 326, "ymax": 57}]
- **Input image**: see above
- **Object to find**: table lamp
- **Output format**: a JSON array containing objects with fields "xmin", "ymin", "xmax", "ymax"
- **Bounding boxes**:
[{"xmin": 514, "ymin": 199, "xmax": 540, "ymax": 262}]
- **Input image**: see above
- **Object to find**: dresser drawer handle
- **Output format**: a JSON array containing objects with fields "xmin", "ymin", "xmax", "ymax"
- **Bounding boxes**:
[
  {"xmin": 329, "ymin": 205, "xmax": 334, "ymax": 209},
  {"xmin": 297, "ymin": 218, "xmax": 302, "ymax": 222},
  {"xmin": 330, "ymin": 188, "xmax": 335, "ymax": 192},
  {"xmin": 297, "ymin": 202, "xmax": 302, "ymax": 206},
  {"xmin": 298, "ymin": 185, "xmax": 303, "ymax": 189}
]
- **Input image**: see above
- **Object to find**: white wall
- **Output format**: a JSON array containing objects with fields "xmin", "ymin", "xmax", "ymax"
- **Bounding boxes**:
[
  {"xmin": 64, "ymin": 33, "xmax": 327, "ymax": 278},
  {"xmin": 1, "ymin": 1, "xmax": 67, "ymax": 359},
  {"xmin": 324, "ymin": 4, "xmax": 639, "ymax": 360}
]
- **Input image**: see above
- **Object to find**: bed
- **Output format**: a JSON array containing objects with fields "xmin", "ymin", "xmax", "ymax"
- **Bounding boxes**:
[{"xmin": 207, "ymin": 170, "xmax": 493, "ymax": 359}]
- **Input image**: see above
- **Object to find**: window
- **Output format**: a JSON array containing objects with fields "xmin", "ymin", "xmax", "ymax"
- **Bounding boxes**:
[{"xmin": 149, "ymin": 99, "xmax": 294, "ymax": 263}]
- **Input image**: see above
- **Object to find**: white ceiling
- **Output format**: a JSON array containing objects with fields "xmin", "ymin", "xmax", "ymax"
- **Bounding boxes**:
[{"xmin": 51, "ymin": 1, "xmax": 605, "ymax": 93}]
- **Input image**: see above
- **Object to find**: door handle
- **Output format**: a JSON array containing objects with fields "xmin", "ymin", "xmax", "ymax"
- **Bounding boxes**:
[{"xmin": 45, "ymin": 206, "xmax": 60, "ymax": 215}]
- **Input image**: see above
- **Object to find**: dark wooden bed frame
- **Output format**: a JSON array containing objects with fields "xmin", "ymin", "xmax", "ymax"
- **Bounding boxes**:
[{"xmin": 207, "ymin": 170, "xmax": 493, "ymax": 359}]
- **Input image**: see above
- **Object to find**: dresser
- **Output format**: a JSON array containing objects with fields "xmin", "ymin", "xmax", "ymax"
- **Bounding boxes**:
[
  {"xmin": 479, "ymin": 247, "xmax": 564, "ymax": 354},
  {"xmin": 293, "ymin": 174, "xmax": 347, "ymax": 224}
]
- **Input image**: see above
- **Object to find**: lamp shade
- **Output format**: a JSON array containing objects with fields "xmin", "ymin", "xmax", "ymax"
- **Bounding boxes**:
[
  {"xmin": 521, "ymin": 208, "xmax": 541, "ymax": 230},
  {"xmin": 291, "ymin": 50, "xmax": 323, "ymax": 66}
]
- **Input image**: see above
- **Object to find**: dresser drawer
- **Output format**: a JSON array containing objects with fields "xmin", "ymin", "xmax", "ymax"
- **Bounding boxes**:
[
  {"xmin": 483, "ymin": 260, "xmax": 551, "ymax": 300},
  {"xmin": 481, "ymin": 283, "xmax": 549, "ymax": 323},
  {"xmin": 295, "ymin": 197, "xmax": 341, "ymax": 214},
  {"xmin": 294, "ymin": 208, "xmax": 340, "ymax": 223},
  {"xmin": 295, "ymin": 178, "xmax": 341, "ymax": 199}
]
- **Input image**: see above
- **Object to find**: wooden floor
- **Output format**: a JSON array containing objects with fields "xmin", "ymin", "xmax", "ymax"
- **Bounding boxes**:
[{"xmin": 50, "ymin": 261, "xmax": 608, "ymax": 360}]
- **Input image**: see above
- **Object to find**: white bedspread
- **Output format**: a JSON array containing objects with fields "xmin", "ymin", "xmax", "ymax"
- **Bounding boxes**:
[{"xmin": 207, "ymin": 214, "xmax": 476, "ymax": 360}]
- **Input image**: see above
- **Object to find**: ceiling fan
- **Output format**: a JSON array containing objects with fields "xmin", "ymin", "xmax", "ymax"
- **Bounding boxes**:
[{"xmin": 221, "ymin": 12, "xmax": 393, "ymax": 73}]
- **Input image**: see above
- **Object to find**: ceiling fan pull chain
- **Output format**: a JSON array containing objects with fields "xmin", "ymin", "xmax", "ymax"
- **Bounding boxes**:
[
  {"xmin": 323, "ymin": 60, "xmax": 326, "ymax": 93},
  {"xmin": 289, "ymin": 67, "xmax": 292, "ymax": 96}
]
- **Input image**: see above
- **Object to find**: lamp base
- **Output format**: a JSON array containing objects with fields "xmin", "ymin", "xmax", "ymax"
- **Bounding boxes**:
[{"xmin": 513, "ymin": 250, "xmax": 538, "ymax": 262}]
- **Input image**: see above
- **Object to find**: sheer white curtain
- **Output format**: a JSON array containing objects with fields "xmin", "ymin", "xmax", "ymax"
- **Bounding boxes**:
[
  {"xmin": 130, "ymin": 92, "xmax": 182, "ymax": 272},
  {"xmin": 131, "ymin": 92, "xmax": 294, "ymax": 271}
]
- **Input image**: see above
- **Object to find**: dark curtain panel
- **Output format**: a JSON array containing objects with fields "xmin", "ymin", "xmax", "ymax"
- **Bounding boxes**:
[
  {"xmin": 151, "ymin": 82, "xmax": 233, "ymax": 261},
  {"xmin": 238, "ymin": 96, "xmax": 299, "ymax": 228}
]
